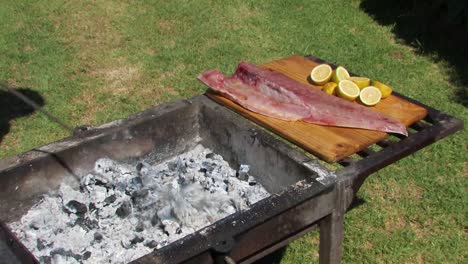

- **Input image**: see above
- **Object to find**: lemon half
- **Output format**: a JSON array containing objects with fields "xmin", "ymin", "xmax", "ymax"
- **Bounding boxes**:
[
  {"xmin": 372, "ymin": 80, "xmax": 393, "ymax": 98},
  {"xmin": 323, "ymin": 82, "xmax": 338, "ymax": 95},
  {"xmin": 359, "ymin": 86, "xmax": 382, "ymax": 106},
  {"xmin": 348, "ymin": 76, "xmax": 371, "ymax": 89},
  {"xmin": 310, "ymin": 64, "xmax": 333, "ymax": 85},
  {"xmin": 331, "ymin": 66, "xmax": 350, "ymax": 83},
  {"xmin": 337, "ymin": 80, "xmax": 360, "ymax": 101}
]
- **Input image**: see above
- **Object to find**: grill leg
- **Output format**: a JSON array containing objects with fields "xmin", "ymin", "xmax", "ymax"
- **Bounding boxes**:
[
  {"xmin": 319, "ymin": 180, "xmax": 346, "ymax": 264},
  {"xmin": 318, "ymin": 211, "xmax": 344, "ymax": 264}
]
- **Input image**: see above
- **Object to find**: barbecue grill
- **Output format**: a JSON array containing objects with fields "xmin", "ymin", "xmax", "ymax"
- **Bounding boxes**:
[
  {"xmin": 0, "ymin": 96, "xmax": 340, "ymax": 264},
  {"xmin": 0, "ymin": 55, "xmax": 463, "ymax": 264}
]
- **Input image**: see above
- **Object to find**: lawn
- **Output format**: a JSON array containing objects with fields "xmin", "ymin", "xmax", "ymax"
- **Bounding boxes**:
[{"xmin": 1, "ymin": 0, "xmax": 466, "ymax": 263}]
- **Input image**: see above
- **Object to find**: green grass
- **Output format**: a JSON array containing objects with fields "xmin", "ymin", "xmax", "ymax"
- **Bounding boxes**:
[{"xmin": 1, "ymin": 0, "xmax": 466, "ymax": 263}]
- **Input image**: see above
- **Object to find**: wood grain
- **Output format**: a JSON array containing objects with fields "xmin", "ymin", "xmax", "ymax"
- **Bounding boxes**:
[{"xmin": 206, "ymin": 55, "xmax": 428, "ymax": 162}]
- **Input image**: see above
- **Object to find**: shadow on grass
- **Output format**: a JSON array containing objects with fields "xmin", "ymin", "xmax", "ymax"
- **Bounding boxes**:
[
  {"xmin": 0, "ymin": 84, "xmax": 45, "ymax": 144},
  {"xmin": 253, "ymin": 247, "xmax": 287, "ymax": 264},
  {"xmin": 360, "ymin": 0, "xmax": 468, "ymax": 107}
]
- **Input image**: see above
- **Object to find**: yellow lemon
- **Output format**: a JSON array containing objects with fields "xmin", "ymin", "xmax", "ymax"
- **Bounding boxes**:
[
  {"xmin": 348, "ymin": 76, "xmax": 371, "ymax": 89},
  {"xmin": 331, "ymin": 66, "xmax": 350, "ymax": 83},
  {"xmin": 310, "ymin": 64, "xmax": 333, "ymax": 85},
  {"xmin": 323, "ymin": 82, "xmax": 338, "ymax": 95},
  {"xmin": 372, "ymin": 80, "xmax": 393, "ymax": 98},
  {"xmin": 337, "ymin": 80, "xmax": 360, "ymax": 101},
  {"xmin": 359, "ymin": 86, "xmax": 382, "ymax": 106}
]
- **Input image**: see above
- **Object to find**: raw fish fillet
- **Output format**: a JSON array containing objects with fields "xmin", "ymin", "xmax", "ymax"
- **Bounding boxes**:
[{"xmin": 198, "ymin": 62, "xmax": 408, "ymax": 136}]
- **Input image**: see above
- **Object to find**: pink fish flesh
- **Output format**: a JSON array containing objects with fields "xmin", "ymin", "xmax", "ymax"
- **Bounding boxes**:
[{"xmin": 198, "ymin": 62, "xmax": 408, "ymax": 136}]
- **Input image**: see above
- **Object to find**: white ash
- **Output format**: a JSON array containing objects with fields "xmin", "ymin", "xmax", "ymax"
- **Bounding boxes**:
[{"xmin": 10, "ymin": 145, "xmax": 270, "ymax": 264}]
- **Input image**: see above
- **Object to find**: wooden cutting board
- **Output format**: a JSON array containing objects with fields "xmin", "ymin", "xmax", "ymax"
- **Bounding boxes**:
[{"xmin": 206, "ymin": 55, "xmax": 428, "ymax": 163}]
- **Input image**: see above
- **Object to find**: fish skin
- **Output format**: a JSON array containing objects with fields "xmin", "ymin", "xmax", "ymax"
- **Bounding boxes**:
[
  {"xmin": 198, "ymin": 62, "xmax": 408, "ymax": 136},
  {"xmin": 198, "ymin": 69, "xmax": 310, "ymax": 121}
]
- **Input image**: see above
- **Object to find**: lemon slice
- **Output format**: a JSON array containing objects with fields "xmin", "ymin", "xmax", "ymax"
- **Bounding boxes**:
[
  {"xmin": 372, "ymin": 80, "xmax": 393, "ymax": 98},
  {"xmin": 323, "ymin": 82, "xmax": 338, "ymax": 95},
  {"xmin": 331, "ymin": 66, "xmax": 350, "ymax": 83},
  {"xmin": 337, "ymin": 80, "xmax": 360, "ymax": 101},
  {"xmin": 348, "ymin": 76, "xmax": 371, "ymax": 89},
  {"xmin": 359, "ymin": 86, "xmax": 382, "ymax": 106},
  {"xmin": 310, "ymin": 64, "xmax": 333, "ymax": 85}
]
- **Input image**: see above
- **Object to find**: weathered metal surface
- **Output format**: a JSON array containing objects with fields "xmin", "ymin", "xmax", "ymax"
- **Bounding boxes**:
[
  {"xmin": 0, "ymin": 222, "xmax": 38, "ymax": 264},
  {"xmin": 228, "ymin": 186, "xmax": 335, "ymax": 262},
  {"xmin": 335, "ymin": 95, "xmax": 464, "ymax": 195},
  {"xmin": 0, "ymin": 95, "xmax": 337, "ymax": 264}
]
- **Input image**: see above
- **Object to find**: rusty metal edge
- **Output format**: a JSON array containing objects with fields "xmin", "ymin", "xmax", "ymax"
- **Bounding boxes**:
[
  {"xmin": 0, "ymin": 221, "xmax": 38, "ymax": 263},
  {"xmin": 304, "ymin": 55, "xmax": 464, "ymax": 191}
]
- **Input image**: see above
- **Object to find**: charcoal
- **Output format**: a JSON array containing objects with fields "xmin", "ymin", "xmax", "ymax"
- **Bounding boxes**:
[
  {"xmin": 54, "ymin": 228, "xmax": 63, "ymax": 235},
  {"xmin": 144, "ymin": 240, "xmax": 158, "ymax": 249},
  {"xmin": 132, "ymin": 189, "xmax": 149, "ymax": 202},
  {"xmin": 187, "ymin": 158, "xmax": 197, "ymax": 168},
  {"xmin": 248, "ymin": 176, "xmax": 257, "ymax": 186},
  {"xmin": 130, "ymin": 235, "xmax": 144, "ymax": 244},
  {"xmin": 39, "ymin": 256, "xmax": 52, "ymax": 264},
  {"xmin": 131, "ymin": 176, "xmax": 143, "ymax": 186},
  {"xmin": 94, "ymin": 232, "xmax": 103, "ymax": 242},
  {"xmin": 116, "ymin": 201, "xmax": 132, "ymax": 218},
  {"xmin": 75, "ymin": 217, "xmax": 99, "ymax": 230},
  {"xmin": 167, "ymin": 161, "xmax": 177, "ymax": 171},
  {"xmin": 37, "ymin": 238, "xmax": 47, "ymax": 250},
  {"xmin": 177, "ymin": 175, "xmax": 186, "ymax": 185},
  {"xmin": 237, "ymin": 164, "xmax": 250, "ymax": 181},
  {"xmin": 82, "ymin": 251, "xmax": 92, "ymax": 260},
  {"xmin": 10, "ymin": 145, "xmax": 270, "ymax": 264},
  {"xmin": 65, "ymin": 200, "xmax": 88, "ymax": 214},
  {"xmin": 88, "ymin": 202, "xmax": 97, "ymax": 211},
  {"xmin": 121, "ymin": 239, "xmax": 132, "ymax": 249},
  {"xmin": 104, "ymin": 194, "xmax": 117, "ymax": 205},
  {"xmin": 50, "ymin": 248, "xmax": 82, "ymax": 261},
  {"xmin": 176, "ymin": 159, "xmax": 187, "ymax": 173},
  {"xmin": 151, "ymin": 213, "xmax": 161, "ymax": 227},
  {"xmin": 201, "ymin": 161, "xmax": 216, "ymax": 173},
  {"xmin": 80, "ymin": 174, "xmax": 96, "ymax": 188},
  {"xmin": 127, "ymin": 177, "xmax": 143, "ymax": 193},
  {"xmin": 136, "ymin": 162, "xmax": 144, "ymax": 173},
  {"xmin": 187, "ymin": 162, "xmax": 197, "ymax": 169},
  {"xmin": 161, "ymin": 220, "xmax": 180, "ymax": 235},
  {"xmin": 161, "ymin": 169, "xmax": 174, "ymax": 177},
  {"xmin": 168, "ymin": 158, "xmax": 187, "ymax": 174},
  {"xmin": 115, "ymin": 181, "xmax": 128, "ymax": 192},
  {"xmin": 135, "ymin": 221, "xmax": 145, "ymax": 232},
  {"xmin": 125, "ymin": 176, "xmax": 143, "ymax": 195},
  {"xmin": 93, "ymin": 173, "xmax": 111, "ymax": 186}
]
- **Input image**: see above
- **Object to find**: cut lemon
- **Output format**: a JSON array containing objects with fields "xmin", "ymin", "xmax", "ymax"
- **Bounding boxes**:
[
  {"xmin": 348, "ymin": 76, "xmax": 371, "ymax": 89},
  {"xmin": 359, "ymin": 86, "xmax": 382, "ymax": 106},
  {"xmin": 331, "ymin": 66, "xmax": 350, "ymax": 83},
  {"xmin": 337, "ymin": 80, "xmax": 360, "ymax": 101},
  {"xmin": 310, "ymin": 64, "xmax": 333, "ymax": 85},
  {"xmin": 372, "ymin": 80, "xmax": 393, "ymax": 98},
  {"xmin": 323, "ymin": 82, "xmax": 338, "ymax": 95}
]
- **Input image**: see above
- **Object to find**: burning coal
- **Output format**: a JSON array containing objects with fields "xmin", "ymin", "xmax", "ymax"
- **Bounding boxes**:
[{"xmin": 10, "ymin": 145, "xmax": 270, "ymax": 264}]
